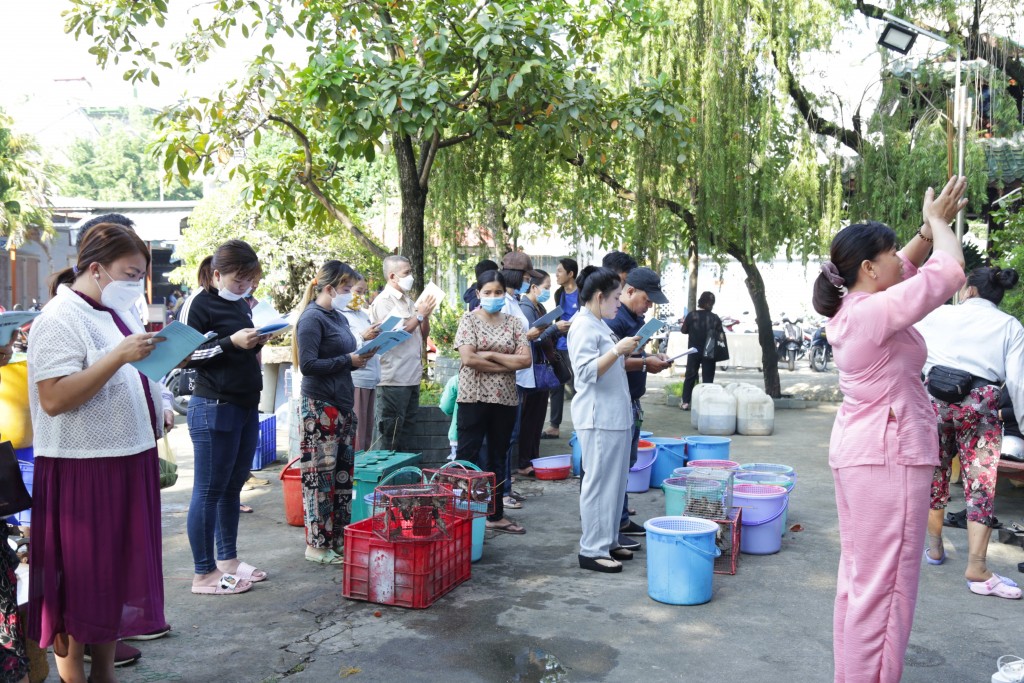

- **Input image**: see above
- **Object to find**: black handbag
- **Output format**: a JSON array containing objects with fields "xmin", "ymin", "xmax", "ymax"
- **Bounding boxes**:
[
  {"xmin": 0, "ymin": 441, "xmax": 31, "ymax": 518},
  {"xmin": 531, "ymin": 342, "xmax": 562, "ymax": 392},
  {"xmin": 926, "ymin": 365, "xmax": 979, "ymax": 404}
]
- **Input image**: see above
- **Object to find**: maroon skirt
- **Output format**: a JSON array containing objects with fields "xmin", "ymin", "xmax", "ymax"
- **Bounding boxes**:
[{"xmin": 27, "ymin": 451, "xmax": 165, "ymax": 647}]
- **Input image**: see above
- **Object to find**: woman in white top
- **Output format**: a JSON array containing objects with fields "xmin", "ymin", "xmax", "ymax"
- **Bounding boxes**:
[
  {"xmin": 916, "ymin": 266, "xmax": 1024, "ymax": 599},
  {"xmin": 27, "ymin": 223, "xmax": 169, "ymax": 683},
  {"xmin": 568, "ymin": 266, "xmax": 639, "ymax": 573},
  {"xmin": 341, "ymin": 273, "xmax": 382, "ymax": 452}
]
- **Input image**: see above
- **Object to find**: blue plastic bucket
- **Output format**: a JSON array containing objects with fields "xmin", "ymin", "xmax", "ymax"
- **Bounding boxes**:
[
  {"xmin": 471, "ymin": 516, "xmax": 485, "ymax": 562},
  {"xmin": 672, "ymin": 466, "xmax": 695, "ymax": 478},
  {"xmin": 646, "ymin": 437, "xmax": 687, "ymax": 488},
  {"xmin": 685, "ymin": 435, "xmax": 732, "ymax": 461},
  {"xmin": 733, "ymin": 483, "xmax": 788, "ymax": 555},
  {"xmin": 639, "ymin": 430, "xmax": 654, "ymax": 440},
  {"xmin": 5, "ymin": 461, "xmax": 33, "ymax": 527},
  {"xmin": 627, "ymin": 452, "xmax": 657, "ymax": 493},
  {"xmin": 569, "ymin": 432, "xmax": 582, "ymax": 477},
  {"xmin": 644, "ymin": 516, "xmax": 721, "ymax": 605},
  {"xmin": 662, "ymin": 476, "xmax": 688, "ymax": 516},
  {"xmin": 736, "ymin": 465, "xmax": 796, "ymax": 535}
]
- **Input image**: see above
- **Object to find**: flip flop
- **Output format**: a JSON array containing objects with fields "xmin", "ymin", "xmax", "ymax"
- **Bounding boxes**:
[
  {"xmin": 191, "ymin": 573, "xmax": 253, "ymax": 596},
  {"xmin": 516, "ymin": 467, "xmax": 536, "ymax": 477},
  {"xmin": 924, "ymin": 547, "xmax": 946, "ymax": 565},
  {"xmin": 233, "ymin": 561, "xmax": 268, "ymax": 583},
  {"xmin": 487, "ymin": 519, "xmax": 526, "ymax": 535},
  {"xmin": 239, "ymin": 504, "xmax": 254, "ymax": 513},
  {"xmin": 967, "ymin": 575, "xmax": 1022, "ymax": 599},
  {"xmin": 305, "ymin": 548, "xmax": 344, "ymax": 565},
  {"xmin": 539, "ymin": 433, "xmax": 559, "ymax": 440},
  {"xmin": 502, "ymin": 496, "xmax": 523, "ymax": 510}
]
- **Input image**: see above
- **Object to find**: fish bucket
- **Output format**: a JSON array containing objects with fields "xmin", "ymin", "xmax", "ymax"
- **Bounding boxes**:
[
  {"xmin": 280, "ymin": 457, "xmax": 304, "ymax": 527},
  {"xmin": 684, "ymin": 436, "xmax": 732, "ymax": 461},
  {"xmin": 635, "ymin": 440, "xmax": 657, "ymax": 469},
  {"xmin": 639, "ymin": 430, "xmax": 654, "ymax": 440},
  {"xmin": 672, "ymin": 467, "xmax": 695, "ymax": 478},
  {"xmin": 644, "ymin": 516, "xmax": 721, "ymax": 605},
  {"xmin": 686, "ymin": 459, "xmax": 739, "ymax": 471},
  {"xmin": 646, "ymin": 437, "xmax": 687, "ymax": 488},
  {"xmin": 662, "ymin": 476, "xmax": 689, "ymax": 516},
  {"xmin": 733, "ymin": 483, "xmax": 789, "ymax": 555},
  {"xmin": 569, "ymin": 432, "xmax": 582, "ymax": 477},
  {"xmin": 735, "ymin": 467, "xmax": 796, "ymax": 534},
  {"xmin": 627, "ymin": 452, "xmax": 657, "ymax": 493}
]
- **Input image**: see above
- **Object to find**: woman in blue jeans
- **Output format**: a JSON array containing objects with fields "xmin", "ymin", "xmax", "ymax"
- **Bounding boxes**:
[{"xmin": 180, "ymin": 240, "xmax": 270, "ymax": 595}]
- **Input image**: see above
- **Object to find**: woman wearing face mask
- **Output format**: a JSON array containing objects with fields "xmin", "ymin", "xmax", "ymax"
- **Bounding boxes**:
[
  {"xmin": 569, "ymin": 266, "xmax": 640, "ymax": 573},
  {"xmin": 339, "ymin": 273, "xmax": 382, "ymax": 453},
  {"xmin": 180, "ymin": 239, "xmax": 270, "ymax": 595},
  {"xmin": 293, "ymin": 261, "xmax": 377, "ymax": 564},
  {"xmin": 516, "ymin": 269, "xmax": 559, "ymax": 476},
  {"xmin": 455, "ymin": 271, "xmax": 533, "ymax": 534},
  {"xmin": 27, "ymin": 223, "xmax": 167, "ymax": 683}
]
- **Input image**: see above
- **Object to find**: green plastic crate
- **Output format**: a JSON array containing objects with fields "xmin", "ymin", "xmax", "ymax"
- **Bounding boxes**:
[{"xmin": 351, "ymin": 450, "xmax": 422, "ymax": 523}]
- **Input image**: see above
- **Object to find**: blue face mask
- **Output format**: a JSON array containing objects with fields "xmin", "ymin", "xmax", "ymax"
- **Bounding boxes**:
[
  {"xmin": 518, "ymin": 280, "xmax": 531, "ymax": 295},
  {"xmin": 480, "ymin": 296, "xmax": 505, "ymax": 313},
  {"xmin": 537, "ymin": 289, "xmax": 551, "ymax": 304}
]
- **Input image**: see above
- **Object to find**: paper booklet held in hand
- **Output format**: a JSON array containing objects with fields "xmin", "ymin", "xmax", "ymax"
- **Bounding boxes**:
[
  {"xmin": 633, "ymin": 318, "xmax": 666, "ymax": 350},
  {"xmin": 415, "ymin": 282, "xmax": 447, "ymax": 308},
  {"xmin": 0, "ymin": 311, "xmax": 40, "ymax": 346},
  {"xmin": 355, "ymin": 330, "xmax": 412, "ymax": 356},
  {"xmin": 378, "ymin": 315, "xmax": 403, "ymax": 332},
  {"xmin": 250, "ymin": 300, "xmax": 293, "ymax": 335},
  {"xmin": 531, "ymin": 306, "xmax": 563, "ymax": 329},
  {"xmin": 129, "ymin": 322, "xmax": 216, "ymax": 382}
]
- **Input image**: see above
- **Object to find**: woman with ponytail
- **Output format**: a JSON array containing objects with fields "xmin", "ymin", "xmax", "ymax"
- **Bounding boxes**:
[
  {"xmin": 180, "ymin": 239, "xmax": 269, "ymax": 595},
  {"xmin": 27, "ymin": 223, "xmax": 166, "ymax": 682},
  {"xmin": 813, "ymin": 177, "xmax": 968, "ymax": 682},
  {"xmin": 568, "ymin": 266, "xmax": 639, "ymax": 574},
  {"xmin": 915, "ymin": 265, "xmax": 1024, "ymax": 600},
  {"xmin": 294, "ymin": 261, "xmax": 377, "ymax": 564}
]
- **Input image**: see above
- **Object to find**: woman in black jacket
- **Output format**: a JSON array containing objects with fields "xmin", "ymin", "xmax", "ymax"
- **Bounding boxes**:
[
  {"xmin": 181, "ymin": 240, "xmax": 269, "ymax": 595},
  {"xmin": 679, "ymin": 291, "xmax": 723, "ymax": 410},
  {"xmin": 293, "ymin": 261, "xmax": 375, "ymax": 564}
]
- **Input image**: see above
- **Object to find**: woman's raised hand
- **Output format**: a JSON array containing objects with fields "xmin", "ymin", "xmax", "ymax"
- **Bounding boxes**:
[{"xmin": 923, "ymin": 175, "xmax": 968, "ymax": 226}]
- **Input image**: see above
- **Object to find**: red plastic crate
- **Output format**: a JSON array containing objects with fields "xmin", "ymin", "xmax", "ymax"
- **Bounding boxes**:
[{"xmin": 343, "ymin": 515, "xmax": 471, "ymax": 609}]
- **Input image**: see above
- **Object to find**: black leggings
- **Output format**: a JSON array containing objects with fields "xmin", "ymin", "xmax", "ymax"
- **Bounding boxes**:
[
  {"xmin": 457, "ymin": 402, "xmax": 517, "ymax": 521},
  {"xmin": 682, "ymin": 356, "xmax": 717, "ymax": 403}
]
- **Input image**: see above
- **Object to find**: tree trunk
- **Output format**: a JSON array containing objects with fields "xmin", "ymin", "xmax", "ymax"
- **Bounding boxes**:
[
  {"xmin": 393, "ymin": 133, "xmax": 428, "ymax": 289},
  {"xmin": 687, "ymin": 230, "xmax": 699, "ymax": 314},
  {"xmin": 728, "ymin": 247, "xmax": 781, "ymax": 398}
]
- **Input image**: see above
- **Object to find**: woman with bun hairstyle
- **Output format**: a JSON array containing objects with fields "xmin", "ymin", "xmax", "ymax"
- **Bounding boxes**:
[
  {"xmin": 293, "ymin": 261, "xmax": 376, "ymax": 564},
  {"xmin": 27, "ymin": 223, "xmax": 167, "ymax": 683},
  {"xmin": 813, "ymin": 176, "xmax": 968, "ymax": 682},
  {"xmin": 915, "ymin": 265, "xmax": 1024, "ymax": 600},
  {"xmin": 568, "ymin": 266, "xmax": 639, "ymax": 573},
  {"xmin": 180, "ymin": 239, "xmax": 270, "ymax": 595}
]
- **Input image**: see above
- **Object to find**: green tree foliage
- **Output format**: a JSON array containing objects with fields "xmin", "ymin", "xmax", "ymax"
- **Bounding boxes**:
[
  {"xmin": 0, "ymin": 109, "xmax": 53, "ymax": 247},
  {"xmin": 60, "ymin": 109, "xmax": 201, "ymax": 202},
  {"xmin": 65, "ymin": 0, "xmax": 686, "ymax": 289},
  {"xmin": 992, "ymin": 203, "xmax": 1024, "ymax": 320}
]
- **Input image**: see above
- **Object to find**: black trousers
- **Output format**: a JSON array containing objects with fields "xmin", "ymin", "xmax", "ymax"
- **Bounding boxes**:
[
  {"xmin": 457, "ymin": 401, "xmax": 517, "ymax": 521},
  {"xmin": 517, "ymin": 390, "xmax": 550, "ymax": 468},
  {"xmin": 682, "ymin": 355, "xmax": 717, "ymax": 403}
]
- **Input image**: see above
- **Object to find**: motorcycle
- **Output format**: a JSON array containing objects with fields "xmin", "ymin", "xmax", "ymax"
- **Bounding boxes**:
[
  {"xmin": 163, "ymin": 368, "xmax": 195, "ymax": 416},
  {"xmin": 809, "ymin": 324, "xmax": 833, "ymax": 372},
  {"xmin": 778, "ymin": 317, "xmax": 803, "ymax": 372}
]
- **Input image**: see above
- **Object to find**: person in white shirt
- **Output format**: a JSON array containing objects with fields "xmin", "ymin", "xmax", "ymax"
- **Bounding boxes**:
[
  {"xmin": 340, "ymin": 273, "xmax": 381, "ymax": 452},
  {"xmin": 916, "ymin": 266, "xmax": 1024, "ymax": 599},
  {"xmin": 368, "ymin": 256, "xmax": 437, "ymax": 452}
]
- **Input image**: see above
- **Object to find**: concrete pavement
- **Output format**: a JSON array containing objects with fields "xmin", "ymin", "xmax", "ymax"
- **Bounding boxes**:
[{"xmin": 57, "ymin": 369, "xmax": 1024, "ymax": 682}]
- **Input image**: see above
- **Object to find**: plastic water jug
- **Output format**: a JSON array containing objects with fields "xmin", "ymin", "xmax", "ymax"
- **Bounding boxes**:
[
  {"xmin": 698, "ymin": 391, "xmax": 737, "ymax": 436},
  {"xmin": 691, "ymin": 383, "xmax": 723, "ymax": 429},
  {"xmin": 737, "ymin": 390, "xmax": 775, "ymax": 436}
]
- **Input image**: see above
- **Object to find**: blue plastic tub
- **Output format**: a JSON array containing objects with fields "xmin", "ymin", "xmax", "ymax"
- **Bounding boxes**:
[
  {"xmin": 734, "ymin": 483, "xmax": 789, "ymax": 555},
  {"xmin": 639, "ymin": 430, "xmax": 654, "ymax": 440},
  {"xmin": 646, "ymin": 437, "xmax": 687, "ymax": 488},
  {"xmin": 684, "ymin": 435, "xmax": 732, "ymax": 461},
  {"xmin": 644, "ymin": 516, "xmax": 721, "ymax": 605}
]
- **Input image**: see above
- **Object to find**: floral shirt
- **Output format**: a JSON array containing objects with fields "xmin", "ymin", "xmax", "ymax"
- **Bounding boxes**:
[{"xmin": 454, "ymin": 311, "xmax": 527, "ymax": 407}]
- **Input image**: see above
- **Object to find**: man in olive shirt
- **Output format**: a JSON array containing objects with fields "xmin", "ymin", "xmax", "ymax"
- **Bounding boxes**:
[{"xmin": 369, "ymin": 255, "xmax": 437, "ymax": 452}]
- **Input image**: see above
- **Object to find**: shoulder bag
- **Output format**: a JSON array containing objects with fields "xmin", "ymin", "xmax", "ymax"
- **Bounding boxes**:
[{"xmin": 0, "ymin": 441, "xmax": 31, "ymax": 518}]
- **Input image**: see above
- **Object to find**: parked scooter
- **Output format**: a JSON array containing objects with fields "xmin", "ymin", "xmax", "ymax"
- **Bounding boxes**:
[
  {"xmin": 809, "ymin": 323, "xmax": 833, "ymax": 372},
  {"xmin": 163, "ymin": 368, "xmax": 195, "ymax": 415},
  {"xmin": 778, "ymin": 317, "xmax": 803, "ymax": 372}
]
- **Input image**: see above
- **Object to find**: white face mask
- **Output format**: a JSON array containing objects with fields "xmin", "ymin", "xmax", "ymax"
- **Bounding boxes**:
[
  {"xmin": 332, "ymin": 291, "xmax": 354, "ymax": 311},
  {"xmin": 397, "ymin": 274, "xmax": 415, "ymax": 292},
  {"xmin": 218, "ymin": 286, "xmax": 251, "ymax": 302},
  {"xmin": 98, "ymin": 266, "xmax": 144, "ymax": 312}
]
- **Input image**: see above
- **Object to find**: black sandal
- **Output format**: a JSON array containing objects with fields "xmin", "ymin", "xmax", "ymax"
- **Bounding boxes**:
[
  {"xmin": 610, "ymin": 547, "xmax": 634, "ymax": 561},
  {"xmin": 578, "ymin": 554, "xmax": 622, "ymax": 573}
]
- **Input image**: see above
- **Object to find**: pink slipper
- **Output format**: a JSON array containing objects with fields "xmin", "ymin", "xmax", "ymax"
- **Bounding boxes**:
[
  {"xmin": 967, "ymin": 575, "xmax": 1022, "ymax": 599},
  {"xmin": 233, "ymin": 561, "xmax": 268, "ymax": 583},
  {"xmin": 191, "ymin": 573, "xmax": 252, "ymax": 596}
]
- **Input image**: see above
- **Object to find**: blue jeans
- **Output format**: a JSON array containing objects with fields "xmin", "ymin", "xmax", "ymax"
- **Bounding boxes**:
[
  {"xmin": 620, "ymin": 401, "xmax": 642, "ymax": 526},
  {"xmin": 186, "ymin": 396, "xmax": 259, "ymax": 574}
]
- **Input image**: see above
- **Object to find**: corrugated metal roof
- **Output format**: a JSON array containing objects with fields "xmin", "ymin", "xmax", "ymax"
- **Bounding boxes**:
[
  {"xmin": 49, "ymin": 197, "xmax": 198, "ymax": 242},
  {"xmin": 978, "ymin": 135, "xmax": 1024, "ymax": 184}
]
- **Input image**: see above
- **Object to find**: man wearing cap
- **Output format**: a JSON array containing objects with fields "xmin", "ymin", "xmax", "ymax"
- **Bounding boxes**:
[{"xmin": 606, "ymin": 266, "xmax": 672, "ymax": 545}]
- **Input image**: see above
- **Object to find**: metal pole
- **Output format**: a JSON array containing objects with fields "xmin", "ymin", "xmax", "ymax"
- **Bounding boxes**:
[{"xmin": 955, "ymin": 47, "xmax": 967, "ymax": 243}]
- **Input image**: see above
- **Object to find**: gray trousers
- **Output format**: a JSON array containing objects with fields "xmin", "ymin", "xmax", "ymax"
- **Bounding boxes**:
[
  {"xmin": 374, "ymin": 384, "xmax": 419, "ymax": 452},
  {"xmin": 578, "ymin": 426, "xmax": 632, "ymax": 558}
]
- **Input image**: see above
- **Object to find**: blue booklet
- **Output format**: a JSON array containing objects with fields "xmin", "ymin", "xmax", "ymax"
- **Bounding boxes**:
[
  {"xmin": 531, "ymin": 306, "xmax": 564, "ymax": 329},
  {"xmin": 633, "ymin": 318, "xmax": 666, "ymax": 350},
  {"xmin": 129, "ymin": 322, "xmax": 216, "ymax": 382},
  {"xmin": 377, "ymin": 315, "xmax": 403, "ymax": 332},
  {"xmin": 355, "ymin": 330, "xmax": 412, "ymax": 356},
  {"xmin": 0, "ymin": 311, "xmax": 40, "ymax": 346}
]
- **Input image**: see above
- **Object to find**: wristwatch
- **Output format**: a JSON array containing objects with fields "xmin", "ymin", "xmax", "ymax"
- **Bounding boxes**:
[{"xmin": 416, "ymin": 314, "xmax": 425, "ymax": 322}]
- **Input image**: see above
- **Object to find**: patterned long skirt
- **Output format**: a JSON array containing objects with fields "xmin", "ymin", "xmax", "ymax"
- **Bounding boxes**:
[
  {"xmin": 0, "ymin": 524, "xmax": 28, "ymax": 683},
  {"xmin": 299, "ymin": 397, "xmax": 356, "ymax": 550}
]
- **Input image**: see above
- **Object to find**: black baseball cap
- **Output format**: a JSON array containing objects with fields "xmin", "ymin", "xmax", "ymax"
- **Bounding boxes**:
[{"xmin": 625, "ymin": 267, "xmax": 669, "ymax": 304}]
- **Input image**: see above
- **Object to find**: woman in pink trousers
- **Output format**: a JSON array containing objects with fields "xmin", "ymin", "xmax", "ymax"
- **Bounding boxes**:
[{"xmin": 812, "ymin": 176, "xmax": 968, "ymax": 683}]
